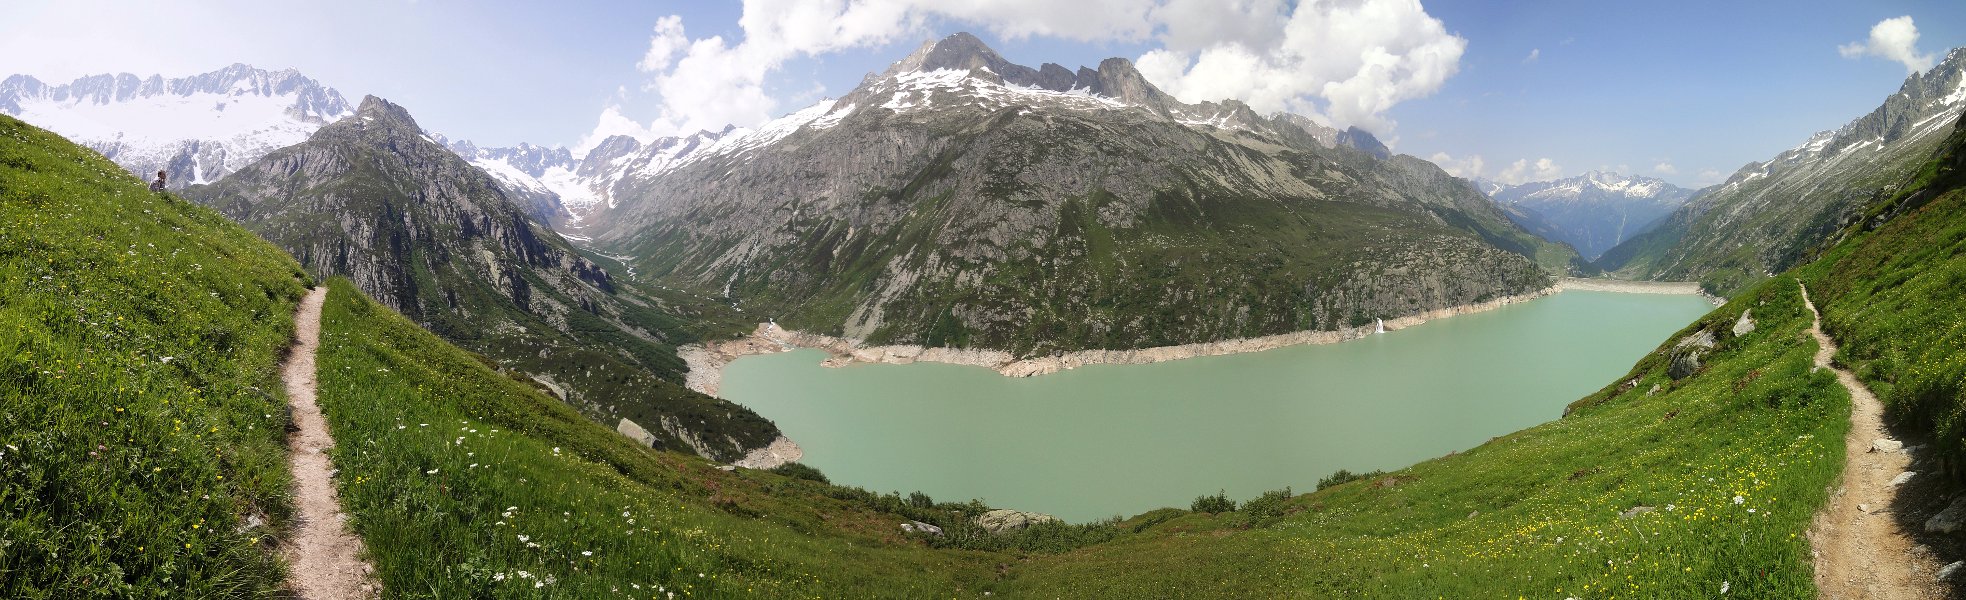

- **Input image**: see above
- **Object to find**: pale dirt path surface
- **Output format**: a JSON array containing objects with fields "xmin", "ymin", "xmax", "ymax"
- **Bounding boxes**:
[
  {"xmin": 281, "ymin": 287, "xmax": 379, "ymax": 599},
  {"xmin": 1803, "ymin": 282, "xmax": 1947, "ymax": 600}
]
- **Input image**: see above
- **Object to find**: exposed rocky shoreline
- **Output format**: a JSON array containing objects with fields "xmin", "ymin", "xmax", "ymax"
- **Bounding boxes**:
[
  {"xmin": 680, "ymin": 278, "xmax": 1714, "ymax": 396},
  {"xmin": 1555, "ymin": 277, "xmax": 1724, "ymax": 304}
]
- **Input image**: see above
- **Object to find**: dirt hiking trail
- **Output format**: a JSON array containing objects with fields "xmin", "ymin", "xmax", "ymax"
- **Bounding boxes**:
[
  {"xmin": 281, "ymin": 287, "xmax": 378, "ymax": 599},
  {"xmin": 1803, "ymin": 282, "xmax": 1948, "ymax": 600}
]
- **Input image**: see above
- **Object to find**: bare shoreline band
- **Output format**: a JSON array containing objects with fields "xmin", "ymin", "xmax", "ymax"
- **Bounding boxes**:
[{"xmin": 681, "ymin": 278, "xmax": 1719, "ymax": 397}]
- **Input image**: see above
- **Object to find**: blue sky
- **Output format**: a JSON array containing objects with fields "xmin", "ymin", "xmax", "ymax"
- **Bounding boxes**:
[{"xmin": 3, "ymin": 1, "xmax": 1964, "ymax": 188}]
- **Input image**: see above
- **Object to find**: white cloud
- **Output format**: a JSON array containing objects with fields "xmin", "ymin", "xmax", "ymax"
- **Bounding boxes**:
[
  {"xmin": 1692, "ymin": 168, "xmax": 1727, "ymax": 187},
  {"xmin": 597, "ymin": 0, "xmax": 1463, "ymax": 142},
  {"xmin": 1139, "ymin": 0, "xmax": 1465, "ymax": 137},
  {"xmin": 1427, "ymin": 152, "xmax": 1485, "ymax": 179},
  {"xmin": 1523, "ymin": 48, "xmax": 1540, "ymax": 63},
  {"xmin": 1495, "ymin": 158, "xmax": 1564, "ymax": 185},
  {"xmin": 572, "ymin": 105, "xmax": 660, "ymax": 158},
  {"xmin": 1839, "ymin": 16, "xmax": 1935, "ymax": 74},
  {"xmin": 636, "ymin": 16, "xmax": 689, "ymax": 73},
  {"xmin": 1652, "ymin": 161, "xmax": 1677, "ymax": 175}
]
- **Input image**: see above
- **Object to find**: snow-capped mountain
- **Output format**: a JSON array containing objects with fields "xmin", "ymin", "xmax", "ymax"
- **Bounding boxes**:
[
  {"xmin": 1599, "ymin": 46, "xmax": 1966, "ymax": 293},
  {"xmin": 1480, "ymin": 171, "xmax": 1695, "ymax": 260},
  {"xmin": 552, "ymin": 32, "xmax": 1573, "ymax": 355},
  {"xmin": 0, "ymin": 64, "xmax": 352, "ymax": 188},
  {"xmin": 464, "ymin": 32, "xmax": 1399, "ymax": 235}
]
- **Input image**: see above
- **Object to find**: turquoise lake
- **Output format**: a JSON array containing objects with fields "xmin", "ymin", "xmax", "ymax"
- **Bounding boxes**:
[{"xmin": 720, "ymin": 290, "xmax": 1715, "ymax": 522}]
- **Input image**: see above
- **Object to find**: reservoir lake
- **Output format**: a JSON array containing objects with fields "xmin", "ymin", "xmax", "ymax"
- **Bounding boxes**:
[{"xmin": 720, "ymin": 290, "xmax": 1716, "ymax": 522}]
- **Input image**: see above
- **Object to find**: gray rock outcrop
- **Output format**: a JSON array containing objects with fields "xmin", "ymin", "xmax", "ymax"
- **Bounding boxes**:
[
  {"xmin": 976, "ymin": 509, "xmax": 1059, "ymax": 534},
  {"xmin": 1732, "ymin": 309, "xmax": 1756, "ymax": 336},
  {"xmin": 1924, "ymin": 496, "xmax": 1966, "ymax": 533},
  {"xmin": 1668, "ymin": 330, "xmax": 1718, "ymax": 379}
]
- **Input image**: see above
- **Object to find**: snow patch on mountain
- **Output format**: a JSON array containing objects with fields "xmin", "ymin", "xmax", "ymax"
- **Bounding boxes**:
[{"xmin": 0, "ymin": 65, "xmax": 352, "ymax": 188}]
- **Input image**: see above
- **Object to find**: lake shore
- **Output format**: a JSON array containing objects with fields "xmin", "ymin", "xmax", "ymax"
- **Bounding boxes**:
[{"xmin": 680, "ymin": 278, "xmax": 1715, "ymax": 395}]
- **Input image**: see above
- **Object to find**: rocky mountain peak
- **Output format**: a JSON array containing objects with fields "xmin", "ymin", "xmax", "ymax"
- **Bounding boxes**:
[
  {"xmin": 353, "ymin": 95, "xmax": 420, "ymax": 130},
  {"xmin": 859, "ymin": 31, "xmax": 1174, "ymax": 111},
  {"xmin": 1337, "ymin": 126, "xmax": 1391, "ymax": 159}
]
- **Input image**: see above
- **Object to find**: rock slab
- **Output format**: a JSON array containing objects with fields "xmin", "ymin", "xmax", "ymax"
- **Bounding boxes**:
[{"xmin": 976, "ymin": 509, "xmax": 1059, "ymax": 534}]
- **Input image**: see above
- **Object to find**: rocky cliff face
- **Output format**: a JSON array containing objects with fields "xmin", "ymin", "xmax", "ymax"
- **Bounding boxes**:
[
  {"xmin": 187, "ymin": 96, "xmax": 781, "ymax": 462},
  {"xmin": 1483, "ymin": 171, "xmax": 1695, "ymax": 260},
  {"xmin": 575, "ymin": 33, "xmax": 1575, "ymax": 356},
  {"xmin": 0, "ymin": 64, "xmax": 352, "ymax": 188},
  {"xmin": 1599, "ymin": 47, "xmax": 1966, "ymax": 294}
]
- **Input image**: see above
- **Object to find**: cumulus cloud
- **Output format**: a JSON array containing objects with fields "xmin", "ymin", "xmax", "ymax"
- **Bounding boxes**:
[
  {"xmin": 1495, "ymin": 158, "xmax": 1564, "ymax": 185},
  {"xmin": 1427, "ymin": 152, "xmax": 1486, "ymax": 179},
  {"xmin": 572, "ymin": 105, "xmax": 661, "ymax": 158},
  {"xmin": 636, "ymin": 15, "xmax": 689, "ymax": 73},
  {"xmin": 1652, "ymin": 161, "xmax": 1677, "ymax": 175},
  {"xmin": 1138, "ymin": 0, "xmax": 1465, "ymax": 137},
  {"xmin": 1839, "ymin": 16, "xmax": 1935, "ymax": 73},
  {"xmin": 590, "ymin": 0, "xmax": 1464, "ymax": 144}
]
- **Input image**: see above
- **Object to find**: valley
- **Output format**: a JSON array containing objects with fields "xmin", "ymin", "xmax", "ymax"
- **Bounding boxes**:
[{"xmin": 5, "ymin": 6, "xmax": 1966, "ymax": 598}]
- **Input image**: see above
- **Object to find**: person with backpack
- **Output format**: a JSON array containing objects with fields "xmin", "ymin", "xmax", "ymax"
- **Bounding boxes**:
[{"xmin": 149, "ymin": 170, "xmax": 167, "ymax": 192}]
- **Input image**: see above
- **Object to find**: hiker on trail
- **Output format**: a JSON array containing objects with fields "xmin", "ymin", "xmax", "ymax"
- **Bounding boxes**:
[{"xmin": 149, "ymin": 170, "xmax": 167, "ymax": 192}]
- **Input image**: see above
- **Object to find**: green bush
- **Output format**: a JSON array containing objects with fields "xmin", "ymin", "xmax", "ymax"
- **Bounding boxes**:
[
  {"xmin": 1238, "ymin": 487, "xmax": 1293, "ymax": 528},
  {"xmin": 768, "ymin": 462, "xmax": 830, "ymax": 484},
  {"xmin": 1316, "ymin": 468, "xmax": 1385, "ymax": 491},
  {"xmin": 1191, "ymin": 490, "xmax": 1236, "ymax": 513}
]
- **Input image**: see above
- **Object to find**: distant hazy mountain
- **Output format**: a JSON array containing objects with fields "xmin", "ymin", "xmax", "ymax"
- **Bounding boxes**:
[
  {"xmin": 1599, "ymin": 47, "xmax": 1966, "ymax": 294},
  {"xmin": 558, "ymin": 32, "xmax": 1579, "ymax": 356},
  {"xmin": 187, "ymin": 96, "xmax": 785, "ymax": 462},
  {"xmin": 0, "ymin": 64, "xmax": 351, "ymax": 188},
  {"xmin": 1479, "ymin": 171, "xmax": 1695, "ymax": 260}
]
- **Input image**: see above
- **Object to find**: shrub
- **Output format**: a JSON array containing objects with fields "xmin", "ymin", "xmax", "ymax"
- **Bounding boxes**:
[
  {"xmin": 1191, "ymin": 490, "xmax": 1236, "ymax": 513},
  {"xmin": 1238, "ymin": 487, "xmax": 1293, "ymax": 528},
  {"xmin": 768, "ymin": 462, "xmax": 830, "ymax": 484},
  {"xmin": 1317, "ymin": 468, "xmax": 1386, "ymax": 491}
]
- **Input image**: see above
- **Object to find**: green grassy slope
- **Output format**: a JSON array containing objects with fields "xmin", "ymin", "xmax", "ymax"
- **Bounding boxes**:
[
  {"xmin": 188, "ymin": 97, "xmax": 779, "ymax": 461},
  {"xmin": 0, "ymin": 114, "xmax": 310, "ymax": 596},
  {"xmin": 314, "ymin": 278, "xmax": 1010, "ymax": 597},
  {"xmin": 1801, "ymin": 115, "xmax": 1966, "ymax": 477},
  {"xmin": 10, "ymin": 100, "xmax": 1951, "ymax": 598}
]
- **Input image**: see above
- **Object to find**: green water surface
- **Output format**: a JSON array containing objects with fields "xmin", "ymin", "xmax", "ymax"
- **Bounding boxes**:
[{"xmin": 720, "ymin": 290, "xmax": 1714, "ymax": 522}]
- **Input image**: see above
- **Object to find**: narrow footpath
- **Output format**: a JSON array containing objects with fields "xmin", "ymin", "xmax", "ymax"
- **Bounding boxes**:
[
  {"xmin": 280, "ymin": 287, "xmax": 378, "ymax": 599},
  {"xmin": 1803, "ymin": 282, "xmax": 1946, "ymax": 599}
]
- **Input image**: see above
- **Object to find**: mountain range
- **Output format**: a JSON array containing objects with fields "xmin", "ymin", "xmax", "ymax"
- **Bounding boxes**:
[
  {"xmin": 1599, "ymin": 47, "xmax": 1966, "ymax": 294},
  {"xmin": 0, "ymin": 64, "xmax": 351, "ymax": 188},
  {"xmin": 1479, "ymin": 171, "xmax": 1695, "ymax": 261},
  {"xmin": 561, "ymin": 32, "xmax": 1581, "ymax": 356},
  {"xmin": 184, "ymin": 96, "xmax": 787, "ymax": 464}
]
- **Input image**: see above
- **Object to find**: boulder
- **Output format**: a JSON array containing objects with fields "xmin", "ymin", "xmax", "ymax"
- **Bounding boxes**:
[
  {"xmin": 1871, "ymin": 438, "xmax": 1904, "ymax": 453},
  {"xmin": 1668, "ymin": 330, "xmax": 1718, "ymax": 380},
  {"xmin": 1940, "ymin": 561, "xmax": 1964, "ymax": 581},
  {"xmin": 976, "ymin": 509, "xmax": 1059, "ymax": 534},
  {"xmin": 1732, "ymin": 310, "xmax": 1756, "ymax": 337},
  {"xmin": 900, "ymin": 521, "xmax": 944, "ymax": 536},
  {"xmin": 1924, "ymin": 496, "xmax": 1966, "ymax": 533},
  {"xmin": 616, "ymin": 418, "xmax": 657, "ymax": 448},
  {"xmin": 1891, "ymin": 471, "xmax": 1916, "ymax": 486},
  {"xmin": 1618, "ymin": 506, "xmax": 1655, "ymax": 519}
]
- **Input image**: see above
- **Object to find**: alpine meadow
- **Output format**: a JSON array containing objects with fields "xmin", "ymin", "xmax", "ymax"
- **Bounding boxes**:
[{"xmin": 6, "ymin": 2, "xmax": 1966, "ymax": 598}]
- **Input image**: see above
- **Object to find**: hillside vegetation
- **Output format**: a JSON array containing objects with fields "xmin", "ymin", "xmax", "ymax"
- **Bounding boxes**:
[
  {"xmin": 1802, "ymin": 114, "xmax": 1966, "ymax": 479},
  {"xmin": 0, "ymin": 114, "xmax": 310, "ymax": 596},
  {"xmin": 17, "ymin": 100, "xmax": 1966, "ymax": 598},
  {"xmin": 188, "ymin": 97, "xmax": 778, "ymax": 462}
]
